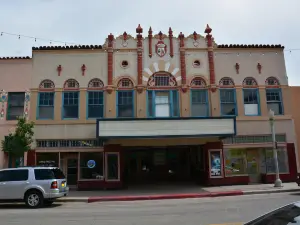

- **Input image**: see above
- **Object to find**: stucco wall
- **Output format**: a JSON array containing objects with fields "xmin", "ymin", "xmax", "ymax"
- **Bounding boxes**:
[{"xmin": 0, "ymin": 59, "xmax": 32, "ymax": 168}]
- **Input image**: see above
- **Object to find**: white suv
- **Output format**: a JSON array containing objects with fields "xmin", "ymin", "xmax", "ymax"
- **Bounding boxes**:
[{"xmin": 0, "ymin": 167, "xmax": 69, "ymax": 208}]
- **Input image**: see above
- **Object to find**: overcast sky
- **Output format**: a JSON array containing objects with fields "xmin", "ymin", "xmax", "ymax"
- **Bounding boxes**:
[{"xmin": 0, "ymin": 0, "xmax": 299, "ymax": 85}]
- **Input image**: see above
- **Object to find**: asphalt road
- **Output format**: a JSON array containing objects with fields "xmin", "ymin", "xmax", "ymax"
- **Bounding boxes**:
[{"xmin": 1, "ymin": 192, "xmax": 300, "ymax": 225}]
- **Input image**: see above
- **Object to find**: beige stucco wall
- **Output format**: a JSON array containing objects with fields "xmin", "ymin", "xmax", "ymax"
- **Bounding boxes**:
[
  {"xmin": 32, "ymin": 51, "xmax": 107, "ymax": 88},
  {"xmin": 214, "ymin": 50, "xmax": 288, "ymax": 86}
]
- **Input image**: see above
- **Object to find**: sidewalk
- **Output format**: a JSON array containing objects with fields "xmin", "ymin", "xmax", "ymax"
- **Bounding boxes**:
[{"xmin": 56, "ymin": 182, "xmax": 300, "ymax": 203}]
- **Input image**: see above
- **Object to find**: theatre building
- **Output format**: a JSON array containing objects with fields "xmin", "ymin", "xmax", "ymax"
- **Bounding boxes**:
[{"xmin": 26, "ymin": 24, "xmax": 298, "ymax": 189}]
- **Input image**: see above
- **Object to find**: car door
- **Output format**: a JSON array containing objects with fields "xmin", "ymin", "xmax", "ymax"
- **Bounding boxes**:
[
  {"xmin": 0, "ymin": 171, "xmax": 7, "ymax": 199},
  {"xmin": 0, "ymin": 169, "xmax": 29, "ymax": 199}
]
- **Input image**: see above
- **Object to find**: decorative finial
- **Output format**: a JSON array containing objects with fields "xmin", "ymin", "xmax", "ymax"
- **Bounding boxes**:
[
  {"xmin": 136, "ymin": 24, "xmax": 143, "ymax": 34},
  {"xmin": 205, "ymin": 24, "xmax": 212, "ymax": 34}
]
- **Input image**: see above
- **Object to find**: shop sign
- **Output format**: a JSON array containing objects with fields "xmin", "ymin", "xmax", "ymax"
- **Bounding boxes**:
[
  {"xmin": 87, "ymin": 160, "xmax": 96, "ymax": 169},
  {"xmin": 209, "ymin": 149, "xmax": 223, "ymax": 178}
]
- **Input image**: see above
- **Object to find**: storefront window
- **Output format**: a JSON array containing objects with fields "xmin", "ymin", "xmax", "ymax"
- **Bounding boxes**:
[
  {"xmin": 265, "ymin": 148, "xmax": 289, "ymax": 174},
  {"xmin": 106, "ymin": 153, "xmax": 119, "ymax": 180},
  {"xmin": 36, "ymin": 153, "xmax": 59, "ymax": 167},
  {"xmin": 80, "ymin": 152, "xmax": 103, "ymax": 180},
  {"xmin": 224, "ymin": 149, "xmax": 247, "ymax": 176}
]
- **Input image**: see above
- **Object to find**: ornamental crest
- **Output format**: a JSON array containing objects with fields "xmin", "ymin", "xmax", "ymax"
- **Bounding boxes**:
[{"xmin": 155, "ymin": 40, "xmax": 167, "ymax": 57}]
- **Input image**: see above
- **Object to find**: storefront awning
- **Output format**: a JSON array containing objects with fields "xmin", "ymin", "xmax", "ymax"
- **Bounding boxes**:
[{"xmin": 96, "ymin": 117, "xmax": 236, "ymax": 139}]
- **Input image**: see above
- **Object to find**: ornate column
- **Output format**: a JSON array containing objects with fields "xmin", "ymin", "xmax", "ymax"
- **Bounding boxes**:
[
  {"xmin": 168, "ymin": 27, "xmax": 174, "ymax": 58},
  {"xmin": 148, "ymin": 27, "xmax": 153, "ymax": 58},
  {"xmin": 205, "ymin": 24, "xmax": 216, "ymax": 92},
  {"xmin": 106, "ymin": 33, "xmax": 114, "ymax": 94},
  {"xmin": 136, "ymin": 24, "xmax": 144, "ymax": 92},
  {"xmin": 178, "ymin": 32, "xmax": 187, "ymax": 91}
]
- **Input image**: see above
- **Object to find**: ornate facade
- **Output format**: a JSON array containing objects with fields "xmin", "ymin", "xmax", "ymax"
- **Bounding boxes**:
[{"xmin": 0, "ymin": 24, "xmax": 297, "ymax": 189}]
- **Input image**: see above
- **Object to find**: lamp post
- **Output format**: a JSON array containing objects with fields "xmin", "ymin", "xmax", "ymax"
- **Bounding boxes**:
[{"xmin": 269, "ymin": 109, "xmax": 283, "ymax": 187}]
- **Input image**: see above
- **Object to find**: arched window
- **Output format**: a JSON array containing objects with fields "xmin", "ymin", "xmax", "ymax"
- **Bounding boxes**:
[
  {"xmin": 117, "ymin": 78, "xmax": 134, "ymax": 118},
  {"xmin": 88, "ymin": 78, "xmax": 104, "ymax": 89},
  {"xmin": 242, "ymin": 77, "xmax": 259, "ymax": 116},
  {"xmin": 147, "ymin": 73, "xmax": 177, "ymax": 87},
  {"xmin": 64, "ymin": 79, "xmax": 80, "ymax": 89},
  {"xmin": 242, "ymin": 77, "xmax": 258, "ymax": 87},
  {"xmin": 265, "ymin": 77, "xmax": 283, "ymax": 115},
  {"xmin": 190, "ymin": 77, "xmax": 207, "ymax": 88},
  {"xmin": 39, "ymin": 79, "xmax": 55, "ymax": 90},
  {"xmin": 37, "ymin": 79, "xmax": 55, "ymax": 120},
  {"xmin": 190, "ymin": 77, "xmax": 208, "ymax": 117},
  {"xmin": 87, "ymin": 78, "xmax": 104, "ymax": 119},
  {"xmin": 265, "ymin": 77, "xmax": 280, "ymax": 86},
  {"xmin": 147, "ymin": 72, "xmax": 179, "ymax": 118},
  {"xmin": 219, "ymin": 77, "xmax": 235, "ymax": 87},
  {"xmin": 63, "ymin": 79, "xmax": 80, "ymax": 119}
]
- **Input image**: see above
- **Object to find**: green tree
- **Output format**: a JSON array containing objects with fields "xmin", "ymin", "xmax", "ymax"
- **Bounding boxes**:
[{"xmin": 1, "ymin": 117, "xmax": 34, "ymax": 158}]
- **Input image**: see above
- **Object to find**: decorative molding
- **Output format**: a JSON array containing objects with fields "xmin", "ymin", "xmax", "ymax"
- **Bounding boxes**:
[
  {"xmin": 265, "ymin": 77, "xmax": 280, "ymax": 86},
  {"xmin": 190, "ymin": 77, "xmax": 207, "ymax": 88},
  {"xmin": 63, "ymin": 79, "xmax": 80, "ymax": 89},
  {"xmin": 81, "ymin": 64, "xmax": 86, "ymax": 76},
  {"xmin": 57, "ymin": 65, "xmax": 62, "ymax": 76},
  {"xmin": 147, "ymin": 73, "xmax": 177, "ymax": 87},
  {"xmin": 0, "ymin": 90, "xmax": 7, "ymax": 120},
  {"xmin": 24, "ymin": 90, "xmax": 31, "ymax": 119},
  {"xmin": 235, "ymin": 63, "xmax": 240, "ymax": 74},
  {"xmin": 242, "ymin": 77, "xmax": 258, "ymax": 86},
  {"xmin": 257, "ymin": 63, "xmax": 262, "ymax": 74},
  {"xmin": 39, "ymin": 79, "xmax": 55, "ymax": 90},
  {"xmin": 219, "ymin": 77, "xmax": 235, "ymax": 86},
  {"xmin": 88, "ymin": 78, "xmax": 104, "ymax": 89}
]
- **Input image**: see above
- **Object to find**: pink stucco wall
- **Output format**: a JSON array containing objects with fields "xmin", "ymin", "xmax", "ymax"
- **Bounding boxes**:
[{"xmin": 0, "ymin": 59, "xmax": 32, "ymax": 168}]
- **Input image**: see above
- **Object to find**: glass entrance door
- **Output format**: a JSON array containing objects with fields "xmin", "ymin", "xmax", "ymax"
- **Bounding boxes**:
[{"xmin": 67, "ymin": 158, "xmax": 78, "ymax": 185}]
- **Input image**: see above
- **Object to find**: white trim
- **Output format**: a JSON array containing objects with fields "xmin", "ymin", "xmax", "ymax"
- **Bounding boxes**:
[
  {"xmin": 165, "ymin": 62, "xmax": 171, "ymax": 72},
  {"xmin": 144, "ymin": 68, "xmax": 152, "ymax": 75},
  {"xmin": 171, "ymin": 68, "xmax": 179, "ymax": 76},
  {"xmin": 153, "ymin": 62, "xmax": 159, "ymax": 72}
]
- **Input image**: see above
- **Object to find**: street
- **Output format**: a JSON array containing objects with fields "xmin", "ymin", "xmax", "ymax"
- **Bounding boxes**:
[{"xmin": 1, "ymin": 192, "xmax": 300, "ymax": 225}]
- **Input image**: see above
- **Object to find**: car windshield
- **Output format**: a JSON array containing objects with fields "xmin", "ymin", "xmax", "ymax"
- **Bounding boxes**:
[{"xmin": 245, "ymin": 203, "xmax": 300, "ymax": 225}]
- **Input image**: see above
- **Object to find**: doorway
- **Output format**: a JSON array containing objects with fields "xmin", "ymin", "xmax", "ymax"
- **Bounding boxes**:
[
  {"xmin": 60, "ymin": 153, "xmax": 78, "ymax": 185},
  {"xmin": 246, "ymin": 149, "xmax": 260, "ymax": 183}
]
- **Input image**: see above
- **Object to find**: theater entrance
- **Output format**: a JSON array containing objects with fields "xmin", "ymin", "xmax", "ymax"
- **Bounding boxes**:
[{"xmin": 123, "ymin": 145, "xmax": 206, "ymax": 185}]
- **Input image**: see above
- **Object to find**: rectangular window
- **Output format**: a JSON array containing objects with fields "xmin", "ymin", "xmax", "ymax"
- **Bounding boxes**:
[
  {"xmin": 87, "ymin": 91, "xmax": 104, "ymax": 118},
  {"xmin": 220, "ymin": 89, "xmax": 237, "ymax": 116},
  {"xmin": 265, "ymin": 148, "xmax": 289, "ymax": 174},
  {"xmin": 266, "ymin": 89, "xmax": 283, "ymax": 115},
  {"xmin": 80, "ymin": 152, "xmax": 104, "ymax": 180},
  {"xmin": 224, "ymin": 149, "xmax": 247, "ymax": 176},
  {"xmin": 38, "ymin": 92, "xmax": 54, "ymax": 119},
  {"xmin": 6, "ymin": 92, "xmax": 25, "ymax": 120},
  {"xmin": 147, "ymin": 90, "xmax": 179, "ymax": 117},
  {"xmin": 191, "ymin": 90, "xmax": 208, "ymax": 117},
  {"xmin": 243, "ymin": 89, "xmax": 260, "ymax": 116},
  {"xmin": 63, "ymin": 92, "xmax": 79, "ymax": 119},
  {"xmin": 117, "ymin": 91, "xmax": 134, "ymax": 118}
]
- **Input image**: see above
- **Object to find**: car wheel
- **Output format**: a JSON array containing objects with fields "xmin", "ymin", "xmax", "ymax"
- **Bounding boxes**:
[
  {"xmin": 25, "ymin": 191, "xmax": 43, "ymax": 208},
  {"xmin": 44, "ymin": 200, "xmax": 54, "ymax": 206}
]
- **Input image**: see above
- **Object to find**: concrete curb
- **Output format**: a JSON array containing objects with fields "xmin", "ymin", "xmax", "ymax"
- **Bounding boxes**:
[
  {"xmin": 243, "ymin": 188, "xmax": 300, "ymax": 195},
  {"xmin": 55, "ymin": 188, "xmax": 300, "ymax": 203},
  {"xmin": 87, "ymin": 191, "xmax": 243, "ymax": 203}
]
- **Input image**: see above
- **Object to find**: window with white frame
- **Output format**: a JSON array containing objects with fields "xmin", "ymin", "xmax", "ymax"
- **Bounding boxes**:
[{"xmin": 243, "ymin": 89, "xmax": 260, "ymax": 115}]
